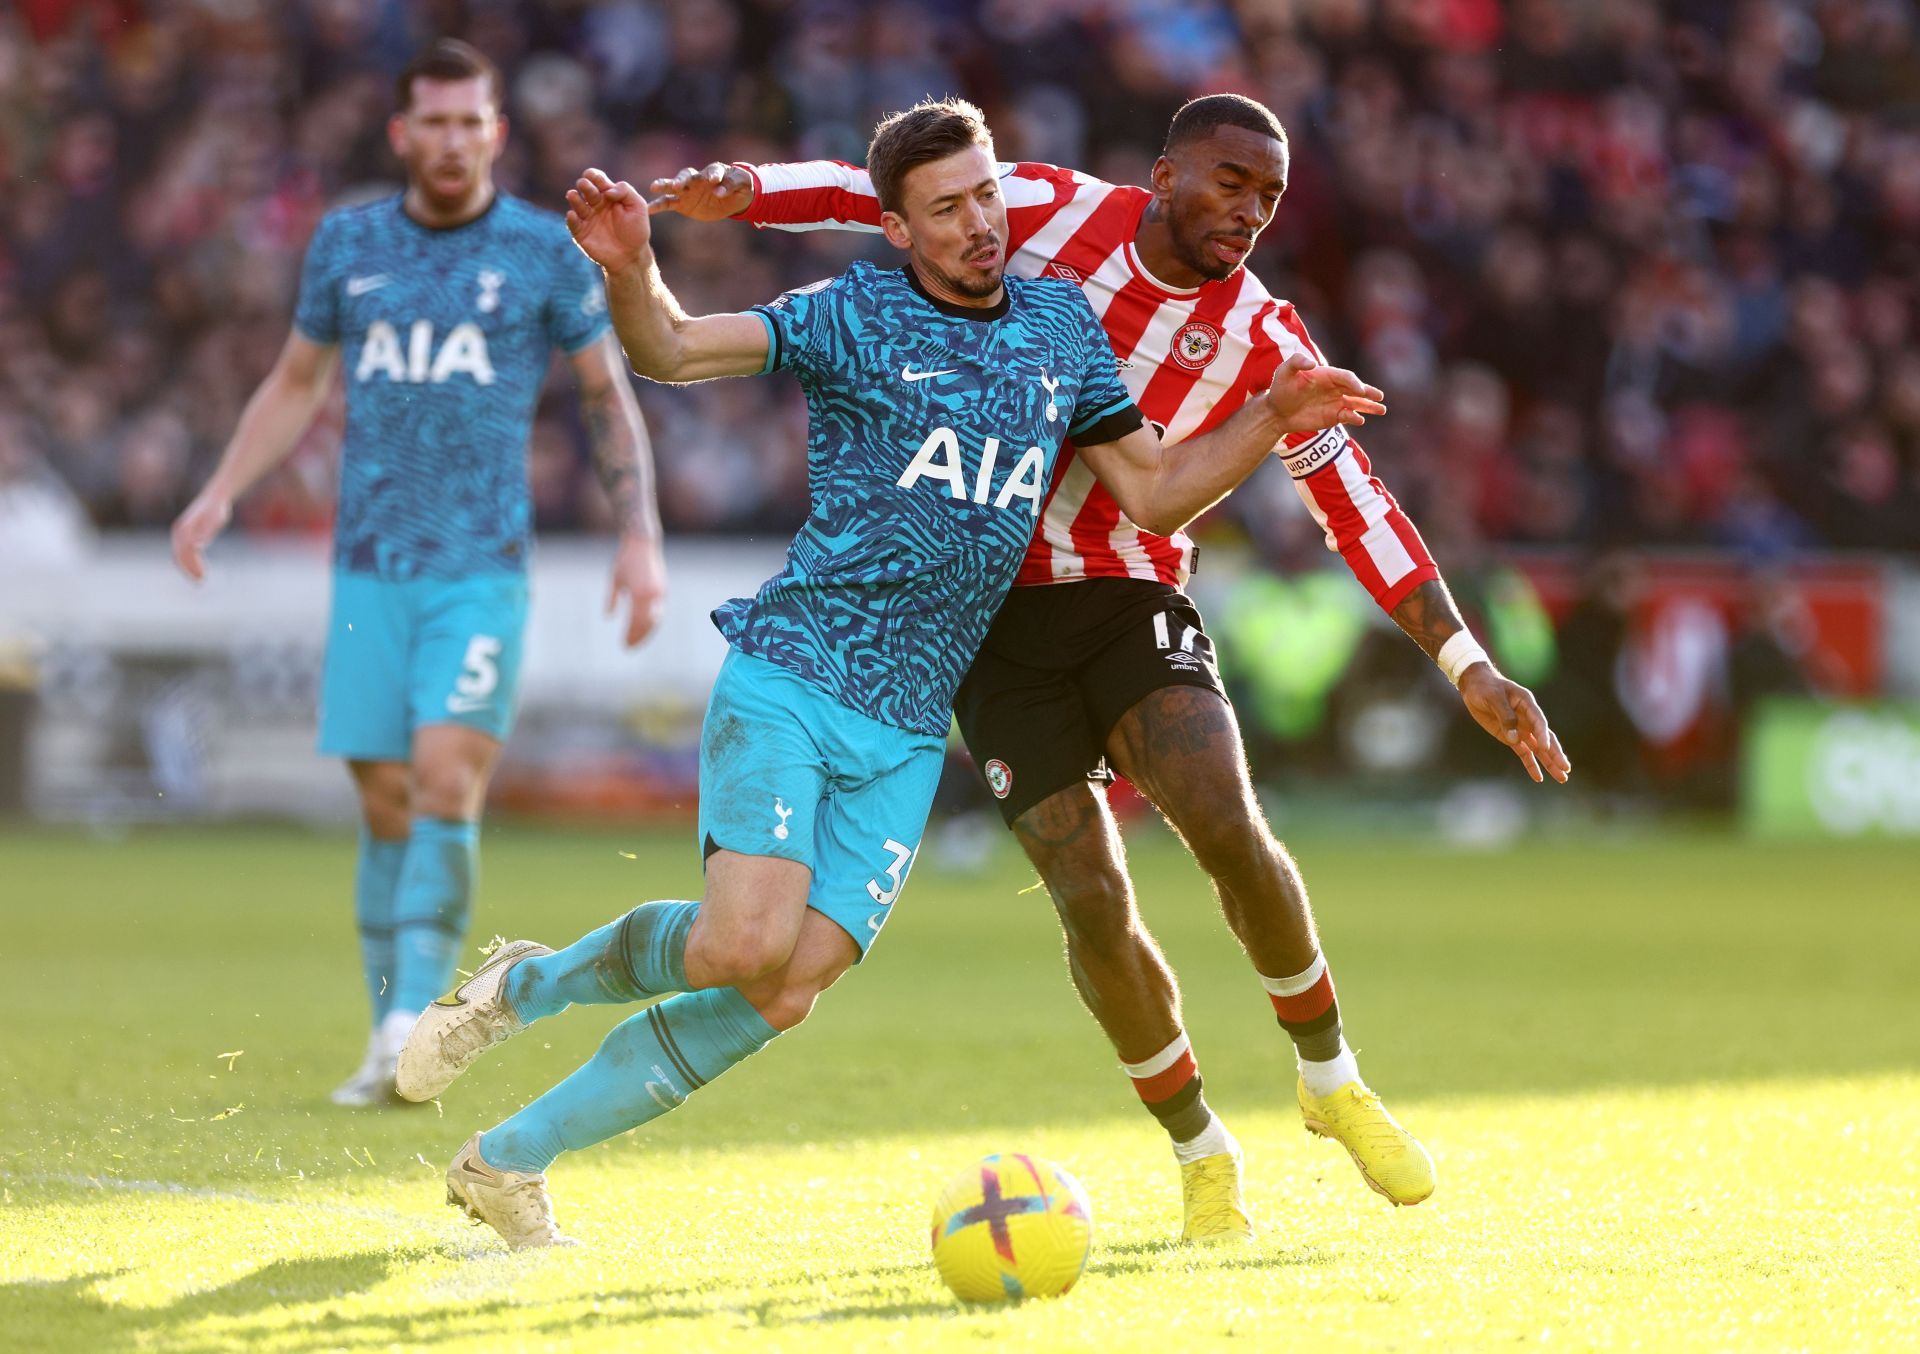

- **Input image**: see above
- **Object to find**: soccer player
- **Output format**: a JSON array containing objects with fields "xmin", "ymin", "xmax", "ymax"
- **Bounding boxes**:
[
  {"xmin": 168, "ymin": 41, "xmax": 667, "ymax": 1107},
  {"xmin": 393, "ymin": 99, "xmax": 1386, "ymax": 1249},
  {"xmin": 647, "ymin": 93, "xmax": 1571, "ymax": 1234}
]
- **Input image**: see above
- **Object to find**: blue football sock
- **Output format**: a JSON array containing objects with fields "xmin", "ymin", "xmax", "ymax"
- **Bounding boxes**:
[
  {"xmin": 506, "ymin": 900, "xmax": 698, "ymax": 1024},
  {"xmin": 479, "ymin": 987, "xmax": 777, "ymax": 1175},
  {"xmin": 389, "ymin": 816, "xmax": 478, "ymax": 1014},
  {"xmin": 354, "ymin": 829, "xmax": 409, "ymax": 1022}
]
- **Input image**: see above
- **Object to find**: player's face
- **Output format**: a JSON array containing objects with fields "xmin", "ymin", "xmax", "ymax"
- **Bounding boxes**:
[
  {"xmin": 885, "ymin": 145, "xmax": 1008, "ymax": 304},
  {"xmin": 1154, "ymin": 126, "xmax": 1288, "ymax": 282},
  {"xmin": 389, "ymin": 77, "xmax": 504, "ymax": 210}
]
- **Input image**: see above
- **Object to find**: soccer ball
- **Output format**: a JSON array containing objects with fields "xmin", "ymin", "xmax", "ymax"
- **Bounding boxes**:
[{"xmin": 929, "ymin": 1153, "xmax": 1093, "ymax": 1302}]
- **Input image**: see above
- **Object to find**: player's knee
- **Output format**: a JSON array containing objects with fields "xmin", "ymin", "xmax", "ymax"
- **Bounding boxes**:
[
  {"xmin": 351, "ymin": 766, "xmax": 410, "ymax": 838},
  {"xmin": 686, "ymin": 928, "xmax": 792, "ymax": 989},
  {"xmin": 410, "ymin": 761, "xmax": 484, "ymax": 820},
  {"xmin": 754, "ymin": 966, "xmax": 844, "ymax": 1032},
  {"xmin": 1181, "ymin": 797, "xmax": 1275, "ymax": 880}
]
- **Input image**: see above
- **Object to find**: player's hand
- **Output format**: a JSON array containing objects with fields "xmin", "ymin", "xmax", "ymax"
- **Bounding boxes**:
[
  {"xmin": 607, "ymin": 532, "xmax": 667, "ymax": 648},
  {"xmin": 645, "ymin": 163, "xmax": 755, "ymax": 220},
  {"xmin": 1458, "ymin": 664, "xmax": 1571, "ymax": 785},
  {"xmin": 567, "ymin": 168, "xmax": 653, "ymax": 275},
  {"xmin": 1263, "ymin": 353, "xmax": 1386, "ymax": 435},
  {"xmin": 170, "ymin": 490, "xmax": 232, "ymax": 582}
]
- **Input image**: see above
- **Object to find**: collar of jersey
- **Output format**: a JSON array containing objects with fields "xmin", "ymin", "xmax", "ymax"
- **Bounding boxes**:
[
  {"xmin": 397, "ymin": 189, "xmax": 502, "ymax": 234},
  {"xmin": 1120, "ymin": 191, "xmax": 1205, "ymax": 300},
  {"xmin": 902, "ymin": 264, "xmax": 1009, "ymax": 322}
]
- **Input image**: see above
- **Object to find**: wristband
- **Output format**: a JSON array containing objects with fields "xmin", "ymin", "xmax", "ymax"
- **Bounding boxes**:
[{"xmin": 1436, "ymin": 631, "xmax": 1490, "ymax": 687}]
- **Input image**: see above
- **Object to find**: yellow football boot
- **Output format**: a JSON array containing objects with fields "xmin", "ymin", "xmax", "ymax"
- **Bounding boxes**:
[
  {"xmin": 1297, "ymin": 1079, "xmax": 1436, "ymax": 1206},
  {"xmin": 1179, "ymin": 1149, "xmax": 1254, "ymax": 1243}
]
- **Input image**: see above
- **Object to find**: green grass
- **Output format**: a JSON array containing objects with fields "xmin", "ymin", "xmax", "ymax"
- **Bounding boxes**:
[{"xmin": 1, "ymin": 823, "xmax": 1916, "ymax": 1351}]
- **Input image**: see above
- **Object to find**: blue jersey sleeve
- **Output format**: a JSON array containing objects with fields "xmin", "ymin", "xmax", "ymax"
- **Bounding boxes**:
[
  {"xmin": 1065, "ymin": 317, "xmax": 1143, "ymax": 445},
  {"xmin": 291, "ymin": 214, "xmax": 344, "ymax": 345},
  {"xmin": 749, "ymin": 276, "xmax": 845, "ymax": 381},
  {"xmin": 546, "ymin": 241, "xmax": 612, "ymax": 353}
]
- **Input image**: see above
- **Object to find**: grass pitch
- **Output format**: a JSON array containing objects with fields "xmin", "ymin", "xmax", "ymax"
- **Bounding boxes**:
[{"xmin": 1, "ymin": 822, "xmax": 1916, "ymax": 1351}]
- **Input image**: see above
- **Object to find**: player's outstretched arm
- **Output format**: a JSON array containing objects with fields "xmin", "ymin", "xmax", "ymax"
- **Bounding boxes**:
[
  {"xmin": 646, "ymin": 161, "xmax": 879, "ymax": 229},
  {"xmin": 566, "ymin": 168, "xmax": 768, "ymax": 383},
  {"xmin": 170, "ymin": 330, "xmax": 339, "ymax": 581},
  {"xmin": 1389, "ymin": 580, "xmax": 1572, "ymax": 785},
  {"xmin": 570, "ymin": 334, "xmax": 667, "ymax": 647},
  {"xmin": 1077, "ymin": 353, "xmax": 1385, "ymax": 538}
]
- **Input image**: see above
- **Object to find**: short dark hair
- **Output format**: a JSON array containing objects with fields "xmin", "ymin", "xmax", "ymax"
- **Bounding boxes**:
[
  {"xmin": 1165, "ymin": 93, "xmax": 1288, "ymax": 155},
  {"xmin": 866, "ymin": 97, "xmax": 994, "ymax": 214},
  {"xmin": 395, "ymin": 39, "xmax": 503, "ymax": 112}
]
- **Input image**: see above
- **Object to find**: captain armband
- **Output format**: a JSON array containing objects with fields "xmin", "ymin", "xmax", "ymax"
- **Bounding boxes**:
[{"xmin": 1279, "ymin": 426, "xmax": 1351, "ymax": 480}]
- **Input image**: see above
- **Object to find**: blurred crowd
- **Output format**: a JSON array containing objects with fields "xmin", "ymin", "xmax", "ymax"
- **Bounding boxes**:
[{"xmin": 3, "ymin": 0, "xmax": 1920, "ymax": 557}]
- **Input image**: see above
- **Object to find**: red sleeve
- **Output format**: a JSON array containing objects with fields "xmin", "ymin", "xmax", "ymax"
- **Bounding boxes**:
[
  {"xmin": 1267, "ymin": 308, "xmax": 1439, "ymax": 612},
  {"xmin": 736, "ymin": 159, "xmax": 1096, "ymax": 252},
  {"xmin": 736, "ymin": 161, "xmax": 883, "ymax": 231},
  {"xmin": 999, "ymin": 161, "xmax": 1095, "ymax": 252}
]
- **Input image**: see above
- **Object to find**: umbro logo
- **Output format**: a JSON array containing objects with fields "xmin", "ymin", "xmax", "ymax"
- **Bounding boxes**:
[
  {"xmin": 346, "ymin": 274, "xmax": 391, "ymax": 297},
  {"xmin": 901, "ymin": 365, "xmax": 956, "ymax": 383}
]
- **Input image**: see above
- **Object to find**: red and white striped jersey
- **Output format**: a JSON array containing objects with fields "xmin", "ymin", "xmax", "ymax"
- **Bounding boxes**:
[{"xmin": 737, "ymin": 160, "xmax": 1438, "ymax": 610}]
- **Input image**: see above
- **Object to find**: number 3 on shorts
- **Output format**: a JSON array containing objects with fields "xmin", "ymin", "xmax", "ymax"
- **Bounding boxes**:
[
  {"xmin": 864, "ymin": 838, "xmax": 916, "ymax": 934},
  {"xmin": 447, "ymin": 634, "xmax": 502, "ymax": 715}
]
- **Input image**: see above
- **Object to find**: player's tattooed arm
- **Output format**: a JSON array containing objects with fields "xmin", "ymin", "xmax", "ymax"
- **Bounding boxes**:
[
  {"xmin": 1392, "ymin": 578, "xmax": 1572, "ymax": 785},
  {"xmin": 1388, "ymin": 578, "xmax": 1467, "ymax": 661},
  {"xmin": 567, "ymin": 168, "xmax": 770, "ymax": 383},
  {"xmin": 571, "ymin": 334, "xmax": 668, "ymax": 647}
]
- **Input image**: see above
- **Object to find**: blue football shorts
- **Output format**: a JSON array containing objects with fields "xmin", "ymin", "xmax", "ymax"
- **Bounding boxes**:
[
  {"xmin": 317, "ymin": 569, "xmax": 529, "ymax": 761},
  {"xmin": 697, "ymin": 647, "xmax": 946, "ymax": 958}
]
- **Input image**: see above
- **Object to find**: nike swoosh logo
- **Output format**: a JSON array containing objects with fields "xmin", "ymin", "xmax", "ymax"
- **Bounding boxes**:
[
  {"xmin": 446, "ymin": 695, "xmax": 490, "ymax": 714},
  {"xmin": 346, "ymin": 275, "xmax": 391, "ymax": 296},
  {"xmin": 900, "ymin": 366, "xmax": 956, "ymax": 383}
]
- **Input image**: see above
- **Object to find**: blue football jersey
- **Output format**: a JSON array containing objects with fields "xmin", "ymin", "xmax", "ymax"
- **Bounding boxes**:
[
  {"xmin": 714, "ymin": 261, "xmax": 1141, "ymax": 736},
  {"xmin": 293, "ymin": 193, "xmax": 610, "ymax": 579}
]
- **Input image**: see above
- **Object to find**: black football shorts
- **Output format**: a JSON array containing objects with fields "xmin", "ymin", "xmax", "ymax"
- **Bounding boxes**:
[{"xmin": 954, "ymin": 578, "xmax": 1227, "ymax": 825}]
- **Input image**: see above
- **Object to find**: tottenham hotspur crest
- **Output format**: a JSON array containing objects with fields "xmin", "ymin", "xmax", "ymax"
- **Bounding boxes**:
[
  {"xmin": 1039, "ymin": 370, "xmax": 1061, "ymax": 423},
  {"xmin": 476, "ymin": 269, "xmax": 505, "ymax": 313}
]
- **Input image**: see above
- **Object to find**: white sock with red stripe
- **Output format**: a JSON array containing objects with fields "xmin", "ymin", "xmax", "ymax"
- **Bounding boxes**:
[
  {"xmin": 1262, "ymin": 954, "xmax": 1363, "ymax": 1098},
  {"xmin": 1121, "ymin": 1029, "xmax": 1220, "ymax": 1153}
]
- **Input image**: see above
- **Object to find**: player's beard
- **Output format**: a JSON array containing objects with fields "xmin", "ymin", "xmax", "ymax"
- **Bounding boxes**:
[
  {"xmin": 1169, "ymin": 198, "xmax": 1248, "ymax": 283},
  {"xmin": 923, "ymin": 247, "xmax": 1005, "ymax": 301}
]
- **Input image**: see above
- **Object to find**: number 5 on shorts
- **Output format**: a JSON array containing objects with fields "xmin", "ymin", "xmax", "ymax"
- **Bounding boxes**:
[{"xmin": 448, "ymin": 634, "xmax": 502, "ymax": 715}]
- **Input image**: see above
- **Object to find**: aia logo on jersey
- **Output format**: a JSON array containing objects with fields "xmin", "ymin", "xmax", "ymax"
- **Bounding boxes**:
[
  {"xmin": 897, "ymin": 427, "xmax": 1048, "ymax": 516},
  {"xmin": 1044, "ymin": 262, "xmax": 1085, "ymax": 284},
  {"xmin": 1170, "ymin": 320, "xmax": 1223, "ymax": 371}
]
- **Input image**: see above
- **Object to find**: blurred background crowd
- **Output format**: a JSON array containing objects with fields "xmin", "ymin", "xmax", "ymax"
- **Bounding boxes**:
[
  {"xmin": 4, "ymin": 0, "xmax": 1919, "ymax": 551},
  {"xmin": 3, "ymin": 0, "xmax": 1918, "ymax": 822}
]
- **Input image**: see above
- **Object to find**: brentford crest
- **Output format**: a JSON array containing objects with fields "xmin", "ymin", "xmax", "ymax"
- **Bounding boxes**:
[
  {"xmin": 984, "ymin": 759, "xmax": 1013, "ymax": 799},
  {"xmin": 1170, "ymin": 320, "xmax": 1223, "ymax": 371}
]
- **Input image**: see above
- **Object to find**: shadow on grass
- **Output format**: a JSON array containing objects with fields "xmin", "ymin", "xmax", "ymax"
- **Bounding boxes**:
[
  {"xmin": 3, "ymin": 1223, "xmax": 1337, "ymax": 1349},
  {"xmin": 0, "ymin": 1252, "xmax": 444, "ymax": 1354}
]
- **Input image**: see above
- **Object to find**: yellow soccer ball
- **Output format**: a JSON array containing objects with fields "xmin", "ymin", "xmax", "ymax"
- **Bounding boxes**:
[{"xmin": 929, "ymin": 1153, "xmax": 1093, "ymax": 1302}]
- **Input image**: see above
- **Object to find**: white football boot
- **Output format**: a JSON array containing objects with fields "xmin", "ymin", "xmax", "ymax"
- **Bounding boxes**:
[
  {"xmin": 395, "ymin": 940, "xmax": 551, "ymax": 1102},
  {"xmin": 446, "ymin": 1132, "xmax": 579, "ymax": 1250},
  {"xmin": 328, "ymin": 1009, "xmax": 417, "ymax": 1106}
]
